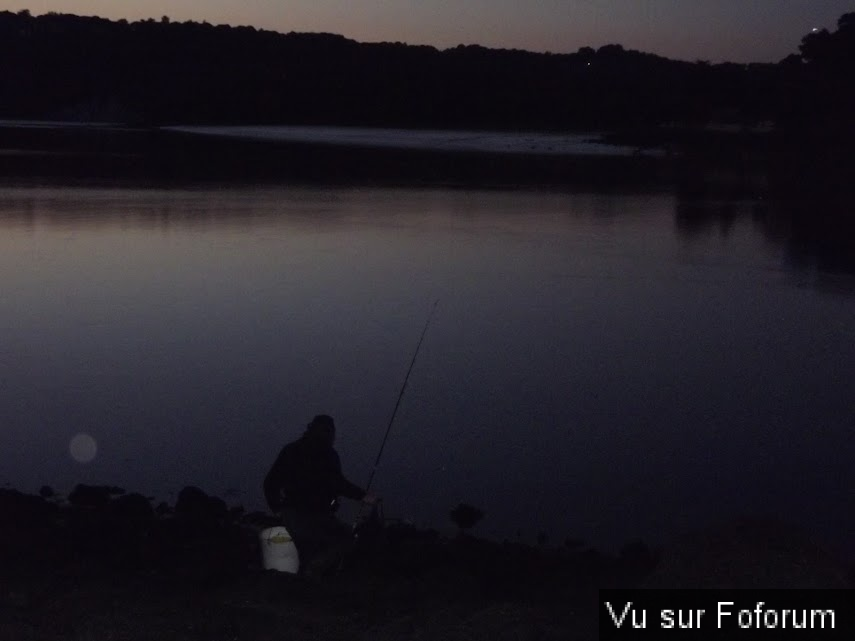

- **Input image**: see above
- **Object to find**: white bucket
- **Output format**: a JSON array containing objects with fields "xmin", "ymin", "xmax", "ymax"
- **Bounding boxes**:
[{"xmin": 259, "ymin": 526, "xmax": 300, "ymax": 573}]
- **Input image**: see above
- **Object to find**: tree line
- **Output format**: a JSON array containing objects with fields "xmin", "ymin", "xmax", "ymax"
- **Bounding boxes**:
[{"xmin": 0, "ymin": 9, "xmax": 852, "ymax": 131}]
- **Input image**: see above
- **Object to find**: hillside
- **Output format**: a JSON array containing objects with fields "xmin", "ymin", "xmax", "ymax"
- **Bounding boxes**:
[{"xmin": 0, "ymin": 9, "xmax": 798, "ymax": 129}]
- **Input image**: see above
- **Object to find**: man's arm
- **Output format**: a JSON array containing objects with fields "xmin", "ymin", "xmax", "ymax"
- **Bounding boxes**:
[{"xmin": 331, "ymin": 450, "xmax": 369, "ymax": 501}]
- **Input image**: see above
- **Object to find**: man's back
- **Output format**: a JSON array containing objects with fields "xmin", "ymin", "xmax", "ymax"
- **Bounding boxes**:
[{"xmin": 264, "ymin": 418, "xmax": 365, "ymax": 514}]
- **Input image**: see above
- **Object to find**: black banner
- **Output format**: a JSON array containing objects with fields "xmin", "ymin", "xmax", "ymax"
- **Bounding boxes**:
[{"xmin": 600, "ymin": 589, "xmax": 854, "ymax": 639}]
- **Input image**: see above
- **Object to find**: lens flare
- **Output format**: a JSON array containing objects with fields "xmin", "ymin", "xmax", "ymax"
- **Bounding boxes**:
[{"xmin": 69, "ymin": 433, "xmax": 98, "ymax": 464}]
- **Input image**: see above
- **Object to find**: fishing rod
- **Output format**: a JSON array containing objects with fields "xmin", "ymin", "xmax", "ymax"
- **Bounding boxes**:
[{"xmin": 364, "ymin": 299, "xmax": 438, "ymax": 494}]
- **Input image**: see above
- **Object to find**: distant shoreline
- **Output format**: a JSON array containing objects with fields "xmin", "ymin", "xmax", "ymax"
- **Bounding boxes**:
[
  {"xmin": 2, "ymin": 120, "xmax": 851, "ymax": 203},
  {"xmin": 0, "ymin": 121, "xmax": 672, "ymax": 189}
]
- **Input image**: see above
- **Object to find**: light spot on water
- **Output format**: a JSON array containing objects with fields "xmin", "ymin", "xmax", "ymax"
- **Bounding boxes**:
[{"xmin": 69, "ymin": 433, "xmax": 98, "ymax": 464}]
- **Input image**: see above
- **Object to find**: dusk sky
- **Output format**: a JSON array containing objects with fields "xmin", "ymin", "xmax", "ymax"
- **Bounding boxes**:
[{"xmin": 5, "ymin": 1, "xmax": 854, "ymax": 62}]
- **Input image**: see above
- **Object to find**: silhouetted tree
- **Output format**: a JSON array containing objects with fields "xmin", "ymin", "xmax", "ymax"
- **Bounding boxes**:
[
  {"xmin": 799, "ymin": 13, "xmax": 855, "ymax": 67},
  {"xmin": 0, "ymin": 8, "xmax": 851, "ymax": 131},
  {"xmin": 792, "ymin": 12, "xmax": 855, "ymax": 132}
]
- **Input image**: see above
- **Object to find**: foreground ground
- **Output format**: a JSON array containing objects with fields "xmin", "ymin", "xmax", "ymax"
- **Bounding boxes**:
[
  {"xmin": 3, "ymin": 485, "xmax": 852, "ymax": 640},
  {"xmin": 1, "ymin": 485, "xmax": 646, "ymax": 641}
]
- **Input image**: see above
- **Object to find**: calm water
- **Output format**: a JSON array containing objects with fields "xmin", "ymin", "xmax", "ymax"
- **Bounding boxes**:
[{"xmin": 1, "ymin": 184, "xmax": 853, "ymax": 553}]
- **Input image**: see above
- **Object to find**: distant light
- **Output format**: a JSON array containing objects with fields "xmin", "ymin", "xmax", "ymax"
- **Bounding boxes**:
[
  {"xmin": 69, "ymin": 433, "xmax": 98, "ymax": 463},
  {"xmin": 587, "ymin": 62, "xmax": 592, "ymax": 66},
  {"xmin": 811, "ymin": 28, "xmax": 819, "ymax": 33}
]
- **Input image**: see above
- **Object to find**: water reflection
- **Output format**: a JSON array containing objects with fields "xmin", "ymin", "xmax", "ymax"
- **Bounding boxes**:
[
  {"xmin": 674, "ymin": 198, "xmax": 742, "ymax": 239},
  {"xmin": 672, "ymin": 169, "xmax": 855, "ymax": 277},
  {"xmin": 0, "ymin": 187, "xmax": 357, "ymax": 231},
  {"xmin": 5, "ymin": 184, "xmax": 853, "ymax": 279},
  {"xmin": 1, "ymin": 184, "xmax": 853, "ymax": 555},
  {"xmin": 758, "ymin": 198, "xmax": 855, "ymax": 276}
]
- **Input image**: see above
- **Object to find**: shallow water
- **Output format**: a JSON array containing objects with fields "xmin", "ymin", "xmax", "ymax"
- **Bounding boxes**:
[{"xmin": 1, "ymin": 184, "xmax": 853, "ymax": 553}]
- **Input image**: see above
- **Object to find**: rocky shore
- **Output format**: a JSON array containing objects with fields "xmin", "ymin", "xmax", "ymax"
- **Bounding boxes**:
[
  {"xmin": 1, "ymin": 484, "xmax": 655, "ymax": 641},
  {"xmin": 3, "ymin": 484, "xmax": 851, "ymax": 640}
]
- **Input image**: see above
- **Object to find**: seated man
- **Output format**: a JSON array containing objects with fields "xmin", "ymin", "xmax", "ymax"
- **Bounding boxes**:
[{"xmin": 263, "ymin": 414, "xmax": 376, "ymax": 576}]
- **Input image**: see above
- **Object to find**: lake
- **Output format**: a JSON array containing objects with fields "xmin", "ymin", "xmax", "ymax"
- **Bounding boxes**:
[{"xmin": 1, "ymin": 183, "xmax": 853, "ymax": 554}]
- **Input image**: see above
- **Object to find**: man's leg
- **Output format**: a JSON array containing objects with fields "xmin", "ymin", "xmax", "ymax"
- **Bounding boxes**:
[
  {"xmin": 278, "ymin": 509, "xmax": 321, "ymax": 570},
  {"xmin": 302, "ymin": 513, "xmax": 353, "ymax": 577}
]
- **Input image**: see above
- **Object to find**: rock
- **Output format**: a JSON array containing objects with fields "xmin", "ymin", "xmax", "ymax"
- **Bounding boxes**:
[
  {"xmin": 109, "ymin": 493, "xmax": 155, "ymax": 522},
  {"xmin": 0, "ymin": 488, "xmax": 56, "ymax": 526},
  {"xmin": 68, "ymin": 485, "xmax": 125, "ymax": 509},
  {"xmin": 175, "ymin": 486, "xmax": 220, "ymax": 521},
  {"xmin": 450, "ymin": 503, "xmax": 484, "ymax": 532}
]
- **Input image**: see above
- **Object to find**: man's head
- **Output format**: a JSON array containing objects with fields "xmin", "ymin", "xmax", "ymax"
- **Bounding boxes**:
[{"xmin": 305, "ymin": 414, "xmax": 335, "ymax": 445}]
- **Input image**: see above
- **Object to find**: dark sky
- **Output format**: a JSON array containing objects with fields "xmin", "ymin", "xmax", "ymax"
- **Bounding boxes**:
[{"xmin": 10, "ymin": 1, "xmax": 855, "ymax": 61}]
